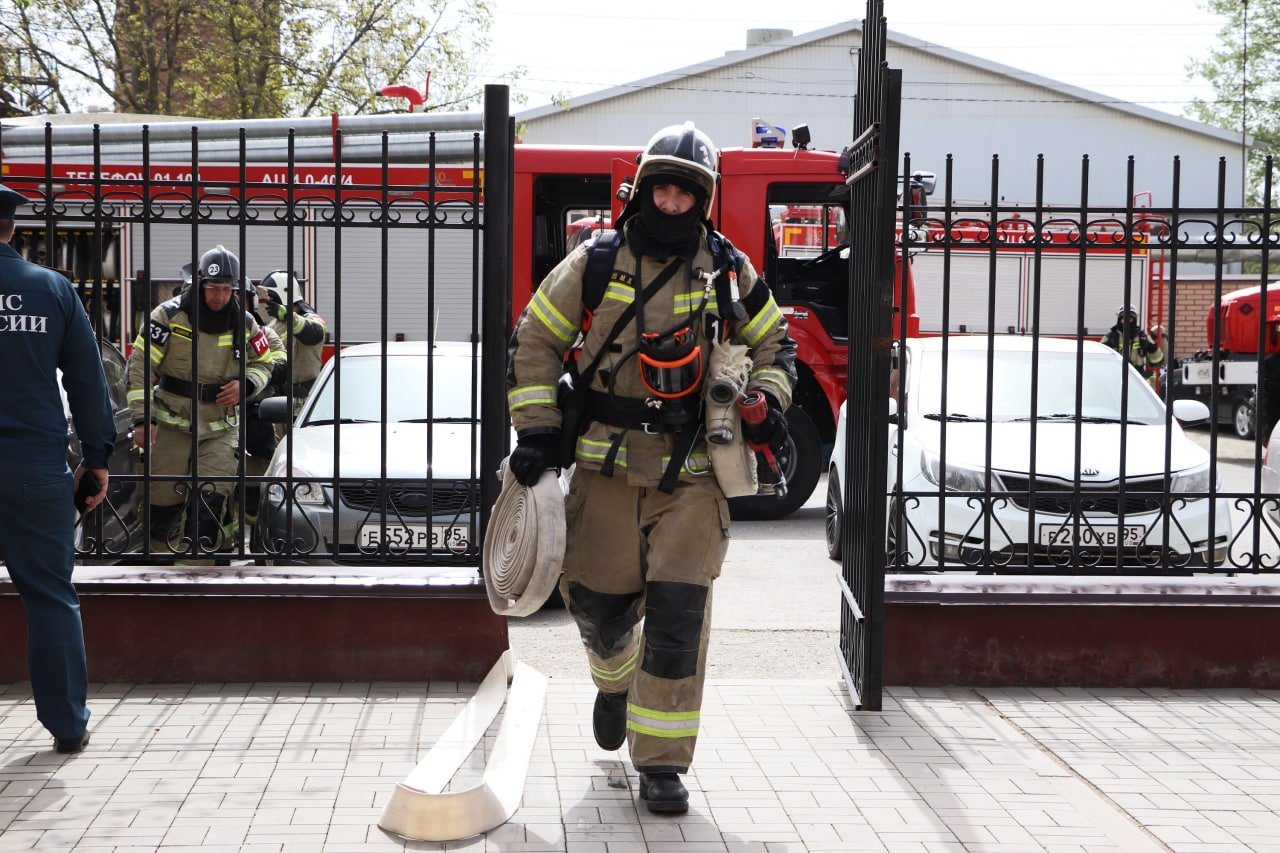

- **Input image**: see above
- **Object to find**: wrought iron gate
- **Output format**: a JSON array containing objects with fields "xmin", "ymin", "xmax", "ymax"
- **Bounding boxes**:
[{"xmin": 838, "ymin": 0, "xmax": 901, "ymax": 711}]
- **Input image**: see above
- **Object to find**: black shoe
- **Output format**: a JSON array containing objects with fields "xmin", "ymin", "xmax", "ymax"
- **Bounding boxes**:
[
  {"xmin": 638, "ymin": 771, "xmax": 688, "ymax": 814},
  {"xmin": 593, "ymin": 690, "xmax": 627, "ymax": 751},
  {"xmin": 54, "ymin": 731, "xmax": 89, "ymax": 755}
]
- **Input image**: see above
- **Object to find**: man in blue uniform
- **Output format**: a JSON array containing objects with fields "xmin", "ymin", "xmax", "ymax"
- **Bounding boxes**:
[{"xmin": 0, "ymin": 183, "xmax": 115, "ymax": 754}]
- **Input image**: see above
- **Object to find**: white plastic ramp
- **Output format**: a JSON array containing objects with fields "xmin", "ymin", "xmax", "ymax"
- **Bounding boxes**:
[{"xmin": 378, "ymin": 649, "xmax": 548, "ymax": 842}]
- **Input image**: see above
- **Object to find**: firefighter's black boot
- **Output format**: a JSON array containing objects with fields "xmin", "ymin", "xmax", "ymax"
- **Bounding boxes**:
[
  {"xmin": 638, "ymin": 771, "xmax": 688, "ymax": 814},
  {"xmin": 593, "ymin": 690, "xmax": 627, "ymax": 751}
]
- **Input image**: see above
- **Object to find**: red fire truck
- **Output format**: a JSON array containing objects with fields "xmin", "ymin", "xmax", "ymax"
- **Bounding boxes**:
[
  {"xmin": 1, "ymin": 139, "xmax": 905, "ymax": 519},
  {"xmin": 1170, "ymin": 282, "xmax": 1280, "ymax": 439}
]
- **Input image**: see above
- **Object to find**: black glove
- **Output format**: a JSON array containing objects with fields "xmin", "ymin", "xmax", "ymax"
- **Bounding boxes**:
[
  {"xmin": 509, "ymin": 432, "xmax": 560, "ymax": 486},
  {"xmin": 269, "ymin": 360, "xmax": 290, "ymax": 390},
  {"xmin": 742, "ymin": 394, "xmax": 789, "ymax": 448},
  {"xmin": 270, "ymin": 301, "xmax": 290, "ymax": 323}
]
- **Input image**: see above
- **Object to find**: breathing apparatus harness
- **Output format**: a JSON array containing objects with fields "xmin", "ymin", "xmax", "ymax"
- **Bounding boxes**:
[{"xmin": 577, "ymin": 232, "xmax": 747, "ymax": 493}]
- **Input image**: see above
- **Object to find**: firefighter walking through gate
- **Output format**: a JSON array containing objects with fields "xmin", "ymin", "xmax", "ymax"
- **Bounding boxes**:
[{"xmin": 505, "ymin": 123, "xmax": 797, "ymax": 813}]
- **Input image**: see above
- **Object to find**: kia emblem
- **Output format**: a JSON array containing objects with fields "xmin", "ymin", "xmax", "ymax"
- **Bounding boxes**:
[{"xmin": 1081, "ymin": 467, "xmax": 1100, "ymax": 476}]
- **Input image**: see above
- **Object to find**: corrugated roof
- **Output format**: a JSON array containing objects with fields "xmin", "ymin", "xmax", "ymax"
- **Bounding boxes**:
[{"xmin": 516, "ymin": 19, "xmax": 1245, "ymax": 147}]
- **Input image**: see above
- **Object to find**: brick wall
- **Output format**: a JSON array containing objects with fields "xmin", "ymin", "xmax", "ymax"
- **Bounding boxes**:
[{"xmin": 1151, "ymin": 275, "xmax": 1261, "ymax": 360}]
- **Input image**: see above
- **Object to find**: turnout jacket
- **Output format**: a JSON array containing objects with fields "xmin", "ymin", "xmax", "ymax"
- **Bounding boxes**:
[
  {"xmin": 507, "ymin": 223, "xmax": 797, "ymax": 488},
  {"xmin": 126, "ymin": 298, "xmax": 273, "ymax": 433},
  {"xmin": 261, "ymin": 302, "xmax": 326, "ymax": 385}
]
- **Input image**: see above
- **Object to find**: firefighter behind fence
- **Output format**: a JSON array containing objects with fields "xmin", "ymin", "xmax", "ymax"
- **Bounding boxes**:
[
  {"xmin": 256, "ymin": 269, "xmax": 327, "ymax": 416},
  {"xmin": 1104, "ymin": 304, "xmax": 1164, "ymax": 383},
  {"xmin": 240, "ymin": 278, "xmax": 289, "ymax": 542},
  {"xmin": 505, "ymin": 122, "xmax": 797, "ymax": 814},
  {"xmin": 127, "ymin": 245, "xmax": 273, "ymax": 559}
]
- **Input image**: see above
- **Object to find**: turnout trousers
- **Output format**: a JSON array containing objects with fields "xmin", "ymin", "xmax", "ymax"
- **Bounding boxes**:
[
  {"xmin": 147, "ymin": 422, "xmax": 238, "ymax": 554},
  {"xmin": 0, "ymin": 460, "xmax": 88, "ymax": 740},
  {"xmin": 560, "ymin": 468, "xmax": 730, "ymax": 773}
]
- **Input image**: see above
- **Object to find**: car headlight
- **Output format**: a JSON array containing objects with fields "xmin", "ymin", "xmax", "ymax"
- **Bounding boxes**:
[
  {"xmin": 270, "ymin": 465, "xmax": 327, "ymax": 506},
  {"xmin": 1170, "ymin": 463, "xmax": 1219, "ymax": 494},
  {"xmin": 920, "ymin": 449, "xmax": 998, "ymax": 492}
]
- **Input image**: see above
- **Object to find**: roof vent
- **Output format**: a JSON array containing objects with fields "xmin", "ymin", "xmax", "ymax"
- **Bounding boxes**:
[{"xmin": 746, "ymin": 28, "xmax": 793, "ymax": 48}]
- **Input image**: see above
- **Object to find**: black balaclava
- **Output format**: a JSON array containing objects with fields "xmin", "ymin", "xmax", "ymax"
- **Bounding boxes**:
[
  {"xmin": 630, "ymin": 173, "xmax": 705, "ymax": 259},
  {"xmin": 182, "ymin": 283, "xmax": 238, "ymax": 334}
]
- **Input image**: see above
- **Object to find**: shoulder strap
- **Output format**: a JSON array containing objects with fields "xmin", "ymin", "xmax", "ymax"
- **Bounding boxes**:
[
  {"xmin": 708, "ymin": 231, "xmax": 748, "ymax": 328},
  {"xmin": 582, "ymin": 229, "xmax": 623, "ymax": 312},
  {"xmin": 573, "ymin": 255, "xmax": 682, "ymax": 388}
]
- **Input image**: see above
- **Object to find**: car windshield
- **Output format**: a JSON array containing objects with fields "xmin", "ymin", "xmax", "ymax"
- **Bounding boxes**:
[
  {"xmin": 304, "ymin": 354, "xmax": 477, "ymax": 424},
  {"xmin": 915, "ymin": 349, "xmax": 1166, "ymax": 423}
]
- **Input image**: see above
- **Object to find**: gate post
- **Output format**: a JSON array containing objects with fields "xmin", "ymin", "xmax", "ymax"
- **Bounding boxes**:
[
  {"xmin": 481, "ymin": 85, "xmax": 513, "ymax": 538},
  {"xmin": 839, "ymin": 1, "xmax": 902, "ymax": 711}
]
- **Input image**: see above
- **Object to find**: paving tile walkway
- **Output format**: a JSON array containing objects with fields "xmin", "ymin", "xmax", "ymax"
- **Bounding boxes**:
[{"xmin": 1, "ymin": 678, "xmax": 1278, "ymax": 852}]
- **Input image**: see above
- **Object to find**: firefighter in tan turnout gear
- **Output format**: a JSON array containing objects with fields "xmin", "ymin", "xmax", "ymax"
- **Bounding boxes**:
[
  {"xmin": 239, "ymin": 277, "xmax": 289, "ymax": 542},
  {"xmin": 506, "ymin": 123, "xmax": 797, "ymax": 814},
  {"xmin": 255, "ymin": 269, "xmax": 327, "ymax": 412},
  {"xmin": 240, "ymin": 269, "xmax": 326, "ymax": 536},
  {"xmin": 127, "ymin": 245, "xmax": 273, "ymax": 559}
]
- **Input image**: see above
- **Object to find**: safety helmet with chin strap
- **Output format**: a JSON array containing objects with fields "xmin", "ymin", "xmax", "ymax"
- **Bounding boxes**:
[
  {"xmin": 258, "ymin": 269, "xmax": 300, "ymax": 306},
  {"xmin": 633, "ymin": 121, "xmax": 720, "ymax": 219},
  {"xmin": 198, "ymin": 244, "xmax": 240, "ymax": 285}
]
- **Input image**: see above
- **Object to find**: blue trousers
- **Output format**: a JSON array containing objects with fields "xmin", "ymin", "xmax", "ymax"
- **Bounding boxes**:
[{"xmin": 0, "ymin": 463, "xmax": 89, "ymax": 740}]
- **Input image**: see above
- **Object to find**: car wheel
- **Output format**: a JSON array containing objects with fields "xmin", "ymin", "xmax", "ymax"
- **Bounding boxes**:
[
  {"xmin": 1234, "ymin": 398, "xmax": 1255, "ymax": 440},
  {"xmin": 825, "ymin": 469, "xmax": 843, "ymax": 561},
  {"xmin": 729, "ymin": 406, "xmax": 823, "ymax": 521}
]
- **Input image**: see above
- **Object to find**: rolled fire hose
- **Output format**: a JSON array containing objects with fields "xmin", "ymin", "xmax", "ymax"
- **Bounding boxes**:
[
  {"xmin": 482, "ymin": 462, "xmax": 566, "ymax": 616},
  {"xmin": 704, "ymin": 339, "xmax": 759, "ymax": 498}
]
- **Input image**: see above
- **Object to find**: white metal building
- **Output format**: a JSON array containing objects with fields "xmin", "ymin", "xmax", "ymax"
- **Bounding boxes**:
[{"xmin": 516, "ymin": 21, "xmax": 1246, "ymax": 209}]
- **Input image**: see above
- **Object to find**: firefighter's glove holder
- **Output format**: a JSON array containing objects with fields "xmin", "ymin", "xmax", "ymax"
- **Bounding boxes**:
[
  {"xmin": 704, "ymin": 338, "xmax": 758, "ymax": 497},
  {"xmin": 741, "ymin": 392, "xmax": 788, "ymax": 448},
  {"xmin": 509, "ymin": 432, "xmax": 560, "ymax": 486}
]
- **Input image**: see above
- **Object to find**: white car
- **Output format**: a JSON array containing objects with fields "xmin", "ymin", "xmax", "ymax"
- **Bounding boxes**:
[
  {"xmin": 827, "ymin": 336, "xmax": 1230, "ymax": 570},
  {"xmin": 1260, "ymin": 422, "xmax": 1280, "ymax": 518},
  {"xmin": 255, "ymin": 340, "xmax": 482, "ymax": 564}
]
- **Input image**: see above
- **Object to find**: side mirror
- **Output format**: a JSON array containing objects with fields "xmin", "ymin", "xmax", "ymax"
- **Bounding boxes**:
[
  {"xmin": 258, "ymin": 396, "xmax": 294, "ymax": 424},
  {"xmin": 1171, "ymin": 398, "xmax": 1210, "ymax": 428}
]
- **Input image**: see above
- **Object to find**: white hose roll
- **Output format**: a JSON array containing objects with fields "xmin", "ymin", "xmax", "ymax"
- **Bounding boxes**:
[
  {"xmin": 705, "ymin": 340, "xmax": 759, "ymax": 498},
  {"xmin": 482, "ymin": 462, "xmax": 566, "ymax": 616}
]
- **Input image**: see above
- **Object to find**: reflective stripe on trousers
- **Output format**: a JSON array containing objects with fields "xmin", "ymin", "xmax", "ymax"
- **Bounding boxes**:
[{"xmin": 560, "ymin": 468, "xmax": 729, "ymax": 772}]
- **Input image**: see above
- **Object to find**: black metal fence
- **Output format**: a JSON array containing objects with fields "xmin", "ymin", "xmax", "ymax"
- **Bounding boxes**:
[
  {"xmin": 839, "ymin": 0, "xmax": 899, "ymax": 713},
  {"xmin": 885, "ymin": 152, "xmax": 1280, "ymax": 575},
  {"xmin": 0, "ymin": 91, "xmax": 513, "ymax": 570}
]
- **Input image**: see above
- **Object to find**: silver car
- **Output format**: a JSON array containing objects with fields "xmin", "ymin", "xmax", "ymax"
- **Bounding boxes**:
[{"xmin": 255, "ymin": 341, "xmax": 482, "ymax": 565}]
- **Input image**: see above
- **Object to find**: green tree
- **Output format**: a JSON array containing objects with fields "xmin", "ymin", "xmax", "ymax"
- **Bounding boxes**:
[
  {"xmin": 0, "ymin": 0, "xmax": 511, "ymax": 118},
  {"xmin": 1188, "ymin": 0, "xmax": 1280, "ymax": 202}
]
